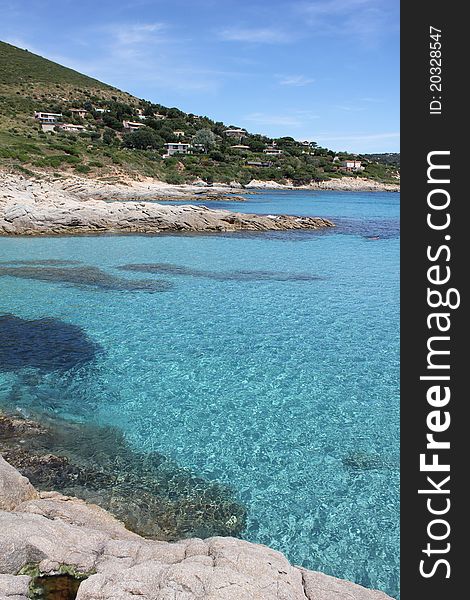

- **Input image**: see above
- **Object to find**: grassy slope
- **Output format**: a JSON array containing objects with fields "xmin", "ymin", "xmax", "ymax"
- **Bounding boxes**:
[
  {"xmin": 0, "ymin": 41, "xmax": 112, "ymax": 88},
  {"xmin": 0, "ymin": 41, "xmax": 399, "ymax": 184}
]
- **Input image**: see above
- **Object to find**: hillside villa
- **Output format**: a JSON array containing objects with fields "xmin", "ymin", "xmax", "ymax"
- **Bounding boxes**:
[
  {"xmin": 60, "ymin": 123, "xmax": 86, "ymax": 132},
  {"xmin": 163, "ymin": 142, "xmax": 191, "ymax": 157},
  {"xmin": 224, "ymin": 128, "xmax": 247, "ymax": 139},
  {"xmin": 34, "ymin": 111, "xmax": 62, "ymax": 123},
  {"xmin": 340, "ymin": 160, "xmax": 364, "ymax": 171},
  {"xmin": 247, "ymin": 161, "xmax": 273, "ymax": 167},
  {"xmin": 264, "ymin": 145, "xmax": 283, "ymax": 156},
  {"xmin": 123, "ymin": 120, "xmax": 146, "ymax": 130}
]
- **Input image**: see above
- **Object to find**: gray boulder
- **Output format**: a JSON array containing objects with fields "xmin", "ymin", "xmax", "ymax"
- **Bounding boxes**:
[{"xmin": 0, "ymin": 455, "xmax": 38, "ymax": 511}]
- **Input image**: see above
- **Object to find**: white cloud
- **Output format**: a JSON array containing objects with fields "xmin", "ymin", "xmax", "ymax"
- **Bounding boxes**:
[
  {"xmin": 296, "ymin": 0, "xmax": 397, "ymax": 45},
  {"xmin": 278, "ymin": 75, "xmax": 315, "ymax": 87},
  {"xmin": 218, "ymin": 27, "xmax": 292, "ymax": 44},
  {"xmin": 103, "ymin": 22, "xmax": 167, "ymax": 46}
]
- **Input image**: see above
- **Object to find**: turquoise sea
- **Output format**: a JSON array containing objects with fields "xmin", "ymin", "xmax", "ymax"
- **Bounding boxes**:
[{"xmin": 0, "ymin": 190, "xmax": 399, "ymax": 597}]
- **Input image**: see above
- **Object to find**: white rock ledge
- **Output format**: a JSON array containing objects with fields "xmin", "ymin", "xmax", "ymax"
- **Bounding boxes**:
[
  {"xmin": 0, "ymin": 455, "xmax": 393, "ymax": 600},
  {"xmin": 0, "ymin": 173, "xmax": 334, "ymax": 236}
]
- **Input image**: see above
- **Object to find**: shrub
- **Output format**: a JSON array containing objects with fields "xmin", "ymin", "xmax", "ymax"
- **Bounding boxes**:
[
  {"xmin": 75, "ymin": 164, "xmax": 91, "ymax": 173},
  {"xmin": 122, "ymin": 127, "xmax": 163, "ymax": 150},
  {"xmin": 165, "ymin": 172, "xmax": 185, "ymax": 184}
]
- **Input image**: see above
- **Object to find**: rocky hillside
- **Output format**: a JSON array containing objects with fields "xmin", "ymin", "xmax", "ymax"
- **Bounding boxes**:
[{"xmin": 0, "ymin": 41, "xmax": 399, "ymax": 186}]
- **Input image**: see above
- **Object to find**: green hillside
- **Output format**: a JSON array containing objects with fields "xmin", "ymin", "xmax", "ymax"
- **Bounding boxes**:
[
  {"xmin": 0, "ymin": 41, "xmax": 112, "ymax": 88},
  {"xmin": 0, "ymin": 41, "xmax": 399, "ymax": 185}
]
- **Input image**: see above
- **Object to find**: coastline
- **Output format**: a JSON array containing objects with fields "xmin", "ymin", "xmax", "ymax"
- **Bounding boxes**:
[
  {"xmin": 0, "ymin": 172, "xmax": 337, "ymax": 236},
  {"xmin": 244, "ymin": 178, "xmax": 400, "ymax": 192},
  {"xmin": 0, "ymin": 410, "xmax": 394, "ymax": 600}
]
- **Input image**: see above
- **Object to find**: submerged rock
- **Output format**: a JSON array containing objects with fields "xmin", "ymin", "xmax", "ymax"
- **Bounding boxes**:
[
  {"xmin": 118, "ymin": 263, "xmax": 323, "ymax": 282},
  {"xmin": 0, "ymin": 314, "xmax": 99, "ymax": 372},
  {"xmin": 0, "ymin": 259, "xmax": 82, "ymax": 266},
  {"xmin": 0, "ymin": 411, "xmax": 247, "ymax": 541},
  {"xmin": 342, "ymin": 451, "xmax": 385, "ymax": 471},
  {"xmin": 0, "ymin": 265, "xmax": 171, "ymax": 292}
]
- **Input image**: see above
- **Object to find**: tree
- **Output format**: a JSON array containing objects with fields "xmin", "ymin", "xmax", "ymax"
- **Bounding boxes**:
[
  {"xmin": 102, "ymin": 128, "xmax": 116, "ymax": 145},
  {"xmin": 248, "ymin": 139, "xmax": 265, "ymax": 152},
  {"xmin": 123, "ymin": 128, "xmax": 163, "ymax": 150},
  {"xmin": 192, "ymin": 129, "xmax": 216, "ymax": 152},
  {"xmin": 103, "ymin": 113, "xmax": 123, "ymax": 131}
]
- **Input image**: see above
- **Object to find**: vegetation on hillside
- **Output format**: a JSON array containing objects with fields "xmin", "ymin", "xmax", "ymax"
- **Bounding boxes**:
[{"xmin": 0, "ymin": 41, "xmax": 399, "ymax": 185}]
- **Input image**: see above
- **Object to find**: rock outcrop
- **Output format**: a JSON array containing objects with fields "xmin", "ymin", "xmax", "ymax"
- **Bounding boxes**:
[
  {"xmin": 0, "ymin": 455, "xmax": 38, "ymax": 511},
  {"xmin": 0, "ymin": 173, "xmax": 334, "ymax": 235},
  {"xmin": 0, "ymin": 457, "xmax": 394, "ymax": 599}
]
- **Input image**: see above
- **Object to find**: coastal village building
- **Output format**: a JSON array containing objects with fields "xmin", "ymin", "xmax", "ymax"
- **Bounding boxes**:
[
  {"xmin": 224, "ymin": 128, "xmax": 247, "ymax": 140},
  {"xmin": 340, "ymin": 160, "xmax": 364, "ymax": 171},
  {"xmin": 247, "ymin": 161, "xmax": 273, "ymax": 167},
  {"xmin": 69, "ymin": 108, "xmax": 87, "ymax": 119},
  {"xmin": 123, "ymin": 120, "xmax": 146, "ymax": 130},
  {"xmin": 173, "ymin": 131, "xmax": 185, "ymax": 137},
  {"xmin": 263, "ymin": 145, "xmax": 283, "ymax": 156},
  {"xmin": 231, "ymin": 144, "xmax": 250, "ymax": 151},
  {"xmin": 163, "ymin": 142, "xmax": 191, "ymax": 157},
  {"xmin": 41, "ymin": 123, "xmax": 57, "ymax": 133},
  {"xmin": 34, "ymin": 111, "xmax": 62, "ymax": 123},
  {"xmin": 59, "ymin": 123, "xmax": 86, "ymax": 132}
]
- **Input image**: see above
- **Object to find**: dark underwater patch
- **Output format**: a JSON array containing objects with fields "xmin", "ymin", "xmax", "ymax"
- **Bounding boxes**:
[
  {"xmin": 0, "ymin": 411, "xmax": 247, "ymax": 541},
  {"xmin": 0, "ymin": 259, "xmax": 82, "ymax": 266},
  {"xmin": 342, "ymin": 450, "xmax": 386, "ymax": 471},
  {"xmin": 334, "ymin": 217, "xmax": 400, "ymax": 240},
  {"xmin": 118, "ymin": 263, "xmax": 322, "ymax": 282},
  {"xmin": 0, "ymin": 265, "xmax": 171, "ymax": 292},
  {"xmin": 0, "ymin": 314, "xmax": 99, "ymax": 372}
]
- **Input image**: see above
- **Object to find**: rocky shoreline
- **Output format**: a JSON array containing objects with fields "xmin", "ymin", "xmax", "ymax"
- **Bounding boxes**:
[
  {"xmin": 0, "ymin": 173, "xmax": 334, "ymax": 235},
  {"xmin": 244, "ymin": 178, "xmax": 399, "ymax": 192},
  {"xmin": 1, "ymin": 451, "xmax": 393, "ymax": 599}
]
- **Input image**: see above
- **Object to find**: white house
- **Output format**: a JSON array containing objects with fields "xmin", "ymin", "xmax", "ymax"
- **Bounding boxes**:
[
  {"xmin": 173, "ymin": 131, "xmax": 185, "ymax": 137},
  {"xmin": 34, "ymin": 111, "xmax": 62, "ymax": 123},
  {"xmin": 263, "ymin": 145, "xmax": 283, "ymax": 156},
  {"xmin": 231, "ymin": 144, "xmax": 250, "ymax": 151},
  {"xmin": 41, "ymin": 123, "xmax": 57, "ymax": 133},
  {"xmin": 59, "ymin": 123, "xmax": 86, "ymax": 132},
  {"xmin": 247, "ymin": 161, "xmax": 272, "ymax": 167},
  {"xmin": 123, "ymin": 120, "xmax": 146, "ymax": 130},
  {"xmin": 224, "ymin": 128, "xmax": 247, "ymax": 139},
  {"xmin": 340, "ymin": 160, "xmax": 364, "ymax": 171},
  {"xmin": 163, "ymin": 142, "xmax": 191, "ymax": 157}
]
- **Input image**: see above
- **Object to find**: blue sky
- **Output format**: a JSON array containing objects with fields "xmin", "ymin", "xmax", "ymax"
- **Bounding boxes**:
[{"xmin": 1, "ymin": 0, "xmax": 399, "ymax": 153}]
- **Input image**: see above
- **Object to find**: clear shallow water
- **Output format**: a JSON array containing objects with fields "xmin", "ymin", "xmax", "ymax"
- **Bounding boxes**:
[{"xmin": 0, "ymin": 191, "xmax": 399, "ymax": 598}]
